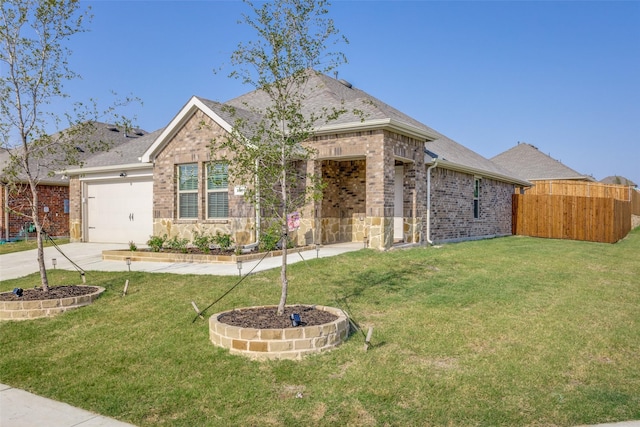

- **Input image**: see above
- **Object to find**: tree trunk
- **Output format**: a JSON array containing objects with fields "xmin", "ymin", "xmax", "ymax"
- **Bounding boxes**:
[
  {"xmin": 278, "ymin": 231, "xmax": 288, "ymax": 315},
  {"xmin": 277, "ymin": 141, "xmax": 288, "ymax": 316},
  {"xmin": 30, "ymin": 184, "xmax": 49, "ymax": 292}
]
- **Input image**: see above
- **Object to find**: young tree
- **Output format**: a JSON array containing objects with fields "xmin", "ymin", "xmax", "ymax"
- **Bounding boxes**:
[
  {"xmin": 0, "ymin": 0, "xmax": 136, "ymax": 291},
  {"xmin": 214, "ymin": 0, "xmax": 348, "ymax": 315}
]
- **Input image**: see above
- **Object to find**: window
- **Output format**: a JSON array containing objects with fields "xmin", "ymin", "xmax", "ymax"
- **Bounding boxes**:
[
  {"xmin": 207, "ymin": 162, "xmax": 228, "ymax": 218},
  {"xmin": 178, "ymin": 164, "xmax": 198, "ymax": 218},
  {"xmin": 473, "ymin": 178, "xmax": 481, "ymax": 219}
]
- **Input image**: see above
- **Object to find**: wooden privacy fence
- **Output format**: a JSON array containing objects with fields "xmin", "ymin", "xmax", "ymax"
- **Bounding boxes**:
[
  {"xmin": 632, "ymin": 189, "xmax": 640, "ymax": 216},
  {"xmin": 525, "ymin": 180, "xmax": 636, "ymax": 201},
  {"xmin": 512, "ymin": 194, "xmax": 631, "ymax": 244}
]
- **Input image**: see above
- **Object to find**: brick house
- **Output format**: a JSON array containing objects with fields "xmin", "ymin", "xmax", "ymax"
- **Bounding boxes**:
[
  {"xmin": 1, "ymin": 123, "xmax": 147, "ymax": 242},
  {"xmin": 67, "ymin": 72, "xmax": 529, "ymax": 248},
  {"xmin": 0, "ymin": 151, "xmax": 71, "ymax": 240}
]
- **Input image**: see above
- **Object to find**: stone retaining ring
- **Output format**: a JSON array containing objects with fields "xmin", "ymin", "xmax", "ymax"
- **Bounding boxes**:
[
  {"xmin": 0, "ymin": 287, "xmax": 105, "ymax": 320},
  {"xmin": 209, "ymin": 305, "xmax": 350, "ymax": 360}
]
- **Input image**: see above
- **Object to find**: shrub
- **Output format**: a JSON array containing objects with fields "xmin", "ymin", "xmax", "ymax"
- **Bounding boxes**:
[
  {"xmin": 192, "ymin": 231, "xmax": 212, "ymax": 254},
  {"xmin": 211, "ymin": 231, "xmax": 234, "ymax": 251},
  {"xmin": 147, "ymin": 234, "xmax": 167, "ymax": 252},
  {"xmin": 259, "ymin": 225, "xmax": 281, "ymax": 252},
  {"xmin": 165, "ymin": 235, "xmax": 189, "ymax": 253},
  {"xmin": 128, "ymin": 241, "xmax": 137, "ymax": 251}
]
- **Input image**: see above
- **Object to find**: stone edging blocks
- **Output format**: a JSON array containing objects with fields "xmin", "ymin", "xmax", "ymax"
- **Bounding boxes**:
[
  {"xmin": 210, "ymin": 305, "xmax": 350, "ymax": 360},
  {"xmin": 0, "ymin": 287, "xmax": 105, "ymax": 320}
]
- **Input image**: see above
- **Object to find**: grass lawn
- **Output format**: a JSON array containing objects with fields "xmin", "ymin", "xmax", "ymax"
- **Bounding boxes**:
[
  {"xmin": 0, "ymin": 238, "xmax": 69, "ymax": 255},
  {"xmin": 1, "ymin": 229, "xmax": 639, "ymax": 426}
]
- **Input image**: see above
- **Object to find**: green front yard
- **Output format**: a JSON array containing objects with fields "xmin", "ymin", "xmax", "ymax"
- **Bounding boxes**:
[{"xmin": 1, "ymin": 230, "xmax": 639, "ymax": 426}]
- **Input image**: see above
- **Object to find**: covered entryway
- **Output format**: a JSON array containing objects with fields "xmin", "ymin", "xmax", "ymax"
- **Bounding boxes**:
[{"xmin": 85, "ymin": 178, "xmax": 152, "ymax": 244}]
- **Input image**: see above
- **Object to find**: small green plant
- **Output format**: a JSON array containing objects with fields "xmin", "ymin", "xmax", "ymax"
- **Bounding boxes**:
[
  {"xmin": 147, "ymin": 234, "xmax": 167, "ymax": 252},
  {"xmin": 211, "ymin": 231, "xmax": 234, "ymax": 251},
  {"xmin": 165, "ymin": 235, "xmax": 189, "ymax": 253},
  {"xmin": 128, "ymin": 241, "xmax": 138, "ymax": 251},
  {"xmin": 259, "ymin": 224, "xmax": 281, "ymax": 252},
  {"xmin": 192, "ymin": 231, "xmax": 212, "ymax": 254}
]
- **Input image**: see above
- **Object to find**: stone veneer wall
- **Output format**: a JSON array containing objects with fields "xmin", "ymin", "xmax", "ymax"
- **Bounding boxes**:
[
  {"xmin": 428, "ymin": 168, "xmax": 514, "ymax": 243},
  {"xmin": 69, "ymin": 176, "xmax": 81, "ymax": 242}
]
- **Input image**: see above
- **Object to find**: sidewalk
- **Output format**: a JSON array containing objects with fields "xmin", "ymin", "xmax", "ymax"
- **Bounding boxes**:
[
  {"xmin": 2, "ymin": 381, "xmax": 639, "ymax": 427},
  {"xmin": 0, "ymin": 383, "xmax": 135, "ymax": 427}
]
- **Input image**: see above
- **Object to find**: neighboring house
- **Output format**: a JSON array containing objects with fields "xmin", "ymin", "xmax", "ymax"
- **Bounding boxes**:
[
  {"xmin": 0, "ymin": 123, "xmax": 147, "ymax": 241},
  {"xmin": 67, "ymin": 72, "xmax": 529, "ymax": 248},
  {"xmin": 0, "ymin": 147, "xmax": 71, "ymax": 240},
  {"xmin": 600, "ymin": 175, "xmax": 637, "ymax": 188},
  {"xmin": 491, "ymin": 142, "xmax": 595, "ymax": 186}
]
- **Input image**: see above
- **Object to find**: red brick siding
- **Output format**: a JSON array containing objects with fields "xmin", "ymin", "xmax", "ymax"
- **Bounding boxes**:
[{"xmin": 1, "ymin": 183, "xmax": 69, "ymax": 239}]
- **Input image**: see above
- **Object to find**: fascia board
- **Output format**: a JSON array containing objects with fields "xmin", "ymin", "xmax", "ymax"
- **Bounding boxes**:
[
  {"xmin": 62, "ymin": 163, "xmax": 153, "ymax": 175},
  {"xmin": 427, "ymin": 158, "xmax": 532, "ymax": 187},
  {"xmin": 314, "ymin": 118, "xmax": 439, "ymax": 141},
  {"xmin": 141, "ymin": 96, "xmax": 234, "ymax": 163}
]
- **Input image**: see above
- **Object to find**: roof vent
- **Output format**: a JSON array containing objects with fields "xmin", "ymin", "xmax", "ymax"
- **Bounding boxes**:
[
  {"xmin": 108, "ymin": 127, "xmax": 119, "ymax": 132},
  {"xmin": 338, "ymin": 79, "xmax": 352, "ymax": 89}
]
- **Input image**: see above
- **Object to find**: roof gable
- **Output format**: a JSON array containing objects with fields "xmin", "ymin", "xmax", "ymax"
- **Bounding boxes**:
[
  {"xmin": 141, "ymin": 96, "xmax": 258, "ymax": 163},
  {"xmin": 491, "ymin": 143, "xmax": 593, "ymax": 181}
]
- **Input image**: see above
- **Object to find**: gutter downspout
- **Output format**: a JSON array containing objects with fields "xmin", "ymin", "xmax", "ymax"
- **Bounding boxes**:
[{"xmin": 426, "ymin": 160, "xmax": 438, "ymax": 245}]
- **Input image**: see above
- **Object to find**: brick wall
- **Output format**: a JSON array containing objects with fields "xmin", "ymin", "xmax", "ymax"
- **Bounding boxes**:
[
  {"xmin": 428, "ymin": 168, "xmax": 513, "ymax": 243},
  {"xmin": 1, "ymin": 183, "xmax": 69, "ymax": 240},
  {"xmin": 152, "ymin": 111, "xmax": 255, "ymax": 243}
]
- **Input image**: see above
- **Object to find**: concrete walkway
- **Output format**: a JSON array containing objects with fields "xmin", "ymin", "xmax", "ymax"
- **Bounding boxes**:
[
  {"xmin": 0, "ymin": 384, "xmax": 134, "ymax": 427},
  {"xmin": 0, "ymin": 241, "xmax": 363, "ymax": 281}
]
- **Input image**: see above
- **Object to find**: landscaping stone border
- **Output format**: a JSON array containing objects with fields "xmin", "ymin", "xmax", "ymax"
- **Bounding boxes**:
[
  {"xmin": 0, "ymin": 287, "xmax": 105, "ymax": 320},
  {"xmin": 103, "ymin": 245, "xmax": 314, "ymax": 264},
  {"xmin": 209, "ymin": 305, "xmax": 350, "ymax": 360}
]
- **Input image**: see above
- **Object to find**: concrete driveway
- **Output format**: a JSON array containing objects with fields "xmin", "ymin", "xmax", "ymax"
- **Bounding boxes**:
[{"xmin": 0, "ymin": 241, "xmax": 364, "ymax": 282}]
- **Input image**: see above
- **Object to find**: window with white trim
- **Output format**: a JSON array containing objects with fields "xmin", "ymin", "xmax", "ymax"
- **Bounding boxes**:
[
  {"xmin": 473, "ymin": 177, "xmax": 481, "ymax": 219},
  {"xmin": 178, "ymin": 164, "xmax": 198, "ymax": 219},
  {"xmin": 207, "ymin": 162, "xmax": 229, "ymax": 218}
]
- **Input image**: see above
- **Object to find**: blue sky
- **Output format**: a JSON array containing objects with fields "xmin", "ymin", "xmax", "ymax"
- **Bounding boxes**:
[{"xmin": 54, "ymin": 1, "xmax": 640, "ymax": 184}]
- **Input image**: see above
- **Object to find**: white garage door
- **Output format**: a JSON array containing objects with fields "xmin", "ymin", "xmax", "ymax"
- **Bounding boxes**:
[{"xmin": 86, "ymin": 179, "xmax": 153, "ymax": 244}]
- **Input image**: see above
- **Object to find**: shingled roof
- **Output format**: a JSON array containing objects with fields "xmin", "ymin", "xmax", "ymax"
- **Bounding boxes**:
[
  {"xmin": 226, "ymin": 70, "xmax": 440, "ymax": 139},
  {"xmin": 600, "ymin": 175, "xmax": 637, "ymax": 187},
  {"xmin": 491, "ymin": 143, "xmax": 594, "ymax": 182},
  {"xmin": 1, "ymin": 122, "xmax": 148, "ymax": 185}
]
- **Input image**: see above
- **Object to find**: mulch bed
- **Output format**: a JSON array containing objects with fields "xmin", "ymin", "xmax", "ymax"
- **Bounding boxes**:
[
  {"xmin": 218, "ymin": 305, "xmax": 338, "ymax": 329},
  {"xmin": 0, "ymin": 285, "xmax": 98, "ymax": 301}
]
